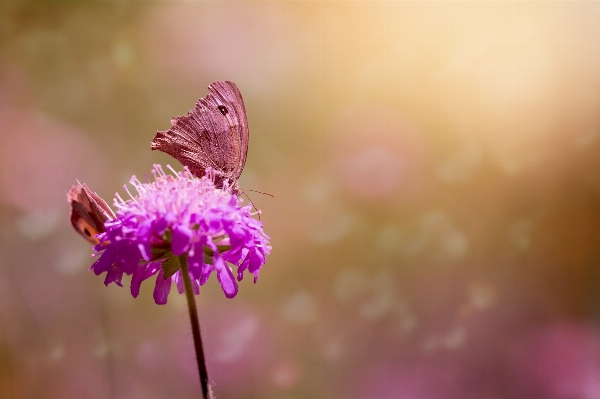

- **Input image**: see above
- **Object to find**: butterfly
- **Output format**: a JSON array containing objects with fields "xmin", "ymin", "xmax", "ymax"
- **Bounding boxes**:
[
  {"xmin": 67, "ymin": 184, "xmax": 115, "ymax": 245},
  {"xmin": 151, "ymin": 81, "xmax": 249, "ymax": 195}
]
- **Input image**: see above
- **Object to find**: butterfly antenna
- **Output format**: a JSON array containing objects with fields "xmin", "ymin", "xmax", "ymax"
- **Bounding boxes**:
[
  {"xmin": 245, "ymin": 189, "xmax": 274, "ymax": 198},
  {"xmin": 242, "ymin": 191, "xmax": 263, "ymax": 221}
]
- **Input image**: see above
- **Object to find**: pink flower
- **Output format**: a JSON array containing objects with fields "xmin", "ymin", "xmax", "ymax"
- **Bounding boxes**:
[{"xmin": 90, "ymin": 165, "xmax": 270, "ymax": 304}]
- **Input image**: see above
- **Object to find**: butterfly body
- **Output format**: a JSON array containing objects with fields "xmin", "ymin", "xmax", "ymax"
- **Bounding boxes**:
[{"xmin": 151, "ymin": 81, "xmax": 249, "ymax": 194}]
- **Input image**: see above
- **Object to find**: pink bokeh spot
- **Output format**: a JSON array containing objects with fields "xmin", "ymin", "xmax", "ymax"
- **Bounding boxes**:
[
  {"xmin": 508, "ymin": 322, "xmax": 600, "ymax": 398},
  {"xmin": 176, "ymin": 303, "xmax": 272, "ymax": 397},
  {"xmin": 355, "ymin": 362, "xmax": 471, "ymax": 399},
  {"xmin": 143, "ymin": 2, "xmax": 297, "ymax": 91},
  {"xmin": 0, "ymin": 106, "xmax": 107, "ymax": 212},
  {"xmin": 269, "ymin": 359, "xmax": 300, "ymax": 390},
  {"xmin": 329, "ymin": 107, "xmax": 429, "ymax": 202}
]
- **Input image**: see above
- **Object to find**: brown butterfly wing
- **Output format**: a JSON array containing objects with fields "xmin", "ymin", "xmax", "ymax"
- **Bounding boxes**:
[
  {"xmin": 67, "ymin": 184, "xmax": 115, "ymax": 245},
  {"xmin": 151, "ymin": 81, "xmax": 249, "ymax": 191}
]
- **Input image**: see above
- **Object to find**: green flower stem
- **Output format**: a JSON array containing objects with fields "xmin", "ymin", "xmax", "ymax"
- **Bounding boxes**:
[{"xmin": 179, "ymin": 255, "xmax": 212, "ymax": 399}]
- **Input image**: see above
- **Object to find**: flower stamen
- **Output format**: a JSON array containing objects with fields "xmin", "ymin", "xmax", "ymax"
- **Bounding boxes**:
[
  {"xmin": 166, "ymin": 164, "xmax": 179, "ymax": 177},
  {"xmin": 123, "ymin": 184, "xmax": 137, "ymax": 202}
]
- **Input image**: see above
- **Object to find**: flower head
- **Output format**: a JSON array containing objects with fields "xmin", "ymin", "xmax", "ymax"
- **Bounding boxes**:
[{"xmin": 90, "ymin": 164, "xmax": 270, "ymax": 304}]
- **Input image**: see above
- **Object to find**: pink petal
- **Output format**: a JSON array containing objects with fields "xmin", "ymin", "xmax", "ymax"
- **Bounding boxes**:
[
  {"xmin": 153, "ymin": 269, "xmax": 172, "ymax": 305},
  {"xmin": 172, "ymin": 224, "xmax": 192, "ymax": 255},
  {"xmin": 215, "ymin": 255, "xmax": 238, "ymax": 298}
]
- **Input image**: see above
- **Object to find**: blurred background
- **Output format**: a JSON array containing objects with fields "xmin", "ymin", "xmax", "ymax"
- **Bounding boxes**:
[{"xmin": 1, "ymin": 1, "xmax": 600, "ymax": 398}]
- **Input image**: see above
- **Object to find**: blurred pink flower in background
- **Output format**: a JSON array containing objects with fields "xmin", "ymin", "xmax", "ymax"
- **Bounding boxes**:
[
  {"xmin": 355, "ymin": 362, "xmax": 472, "ymax": 399},
  {"xmin": 328, "ymin": 107, "xmax": 429, "ymax": 202},
  {"xmin": 142, "ymin": 2, "xmax": 299, "ymax": 93},
  {"xmin": 185, "ymin": 303, "xmax": 272, "ymax": 397},
  {"xmin": 507, "ymin": 322, "xmax": 600, "ymax": 399},
  {"xmin": 0, "ymin": 106, "xmax": 108, "ymax": 214}
]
